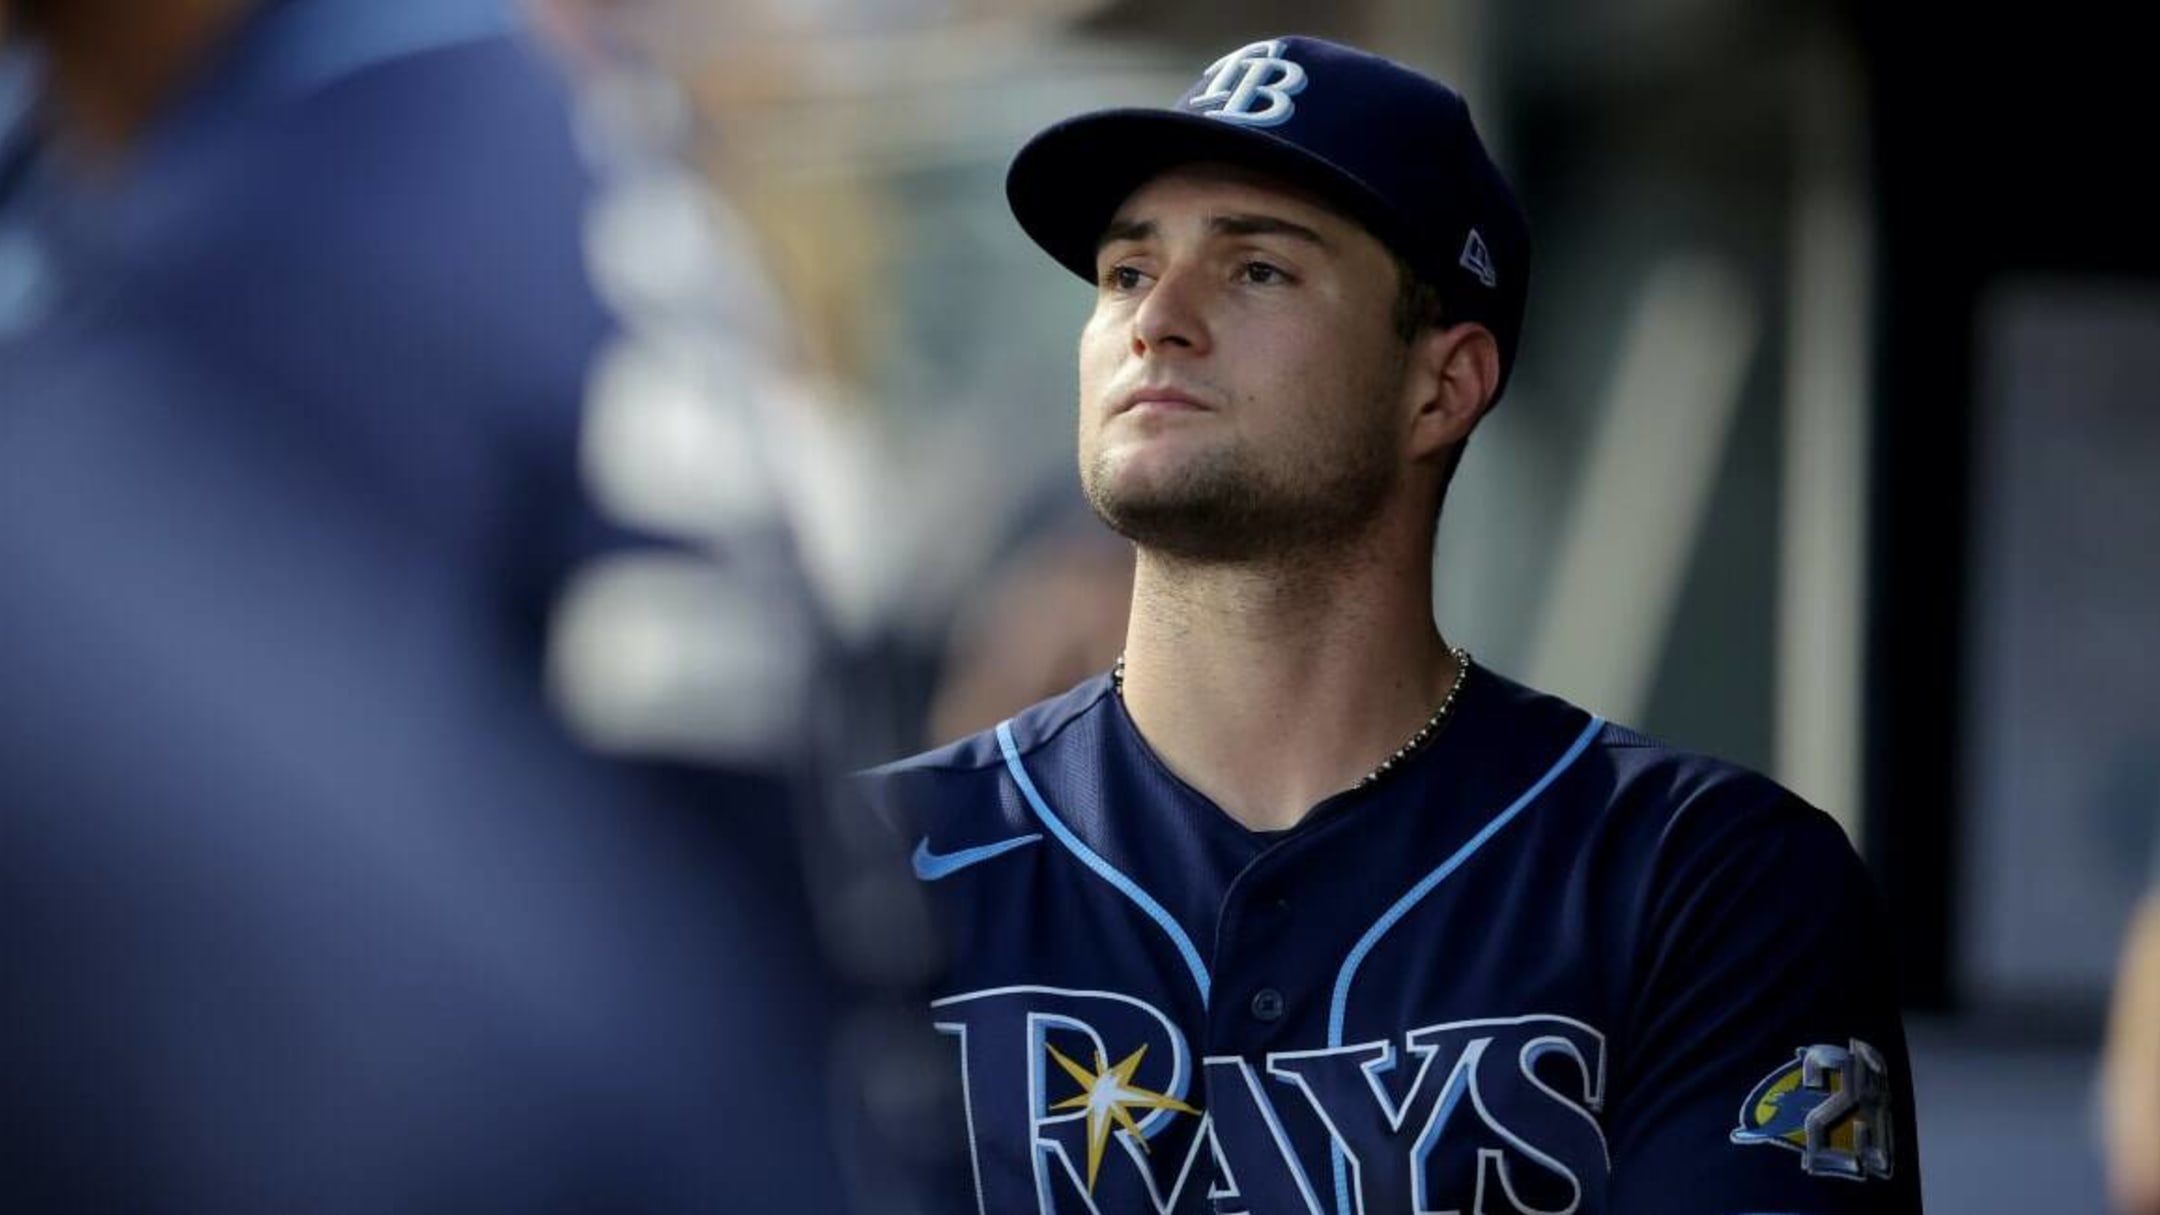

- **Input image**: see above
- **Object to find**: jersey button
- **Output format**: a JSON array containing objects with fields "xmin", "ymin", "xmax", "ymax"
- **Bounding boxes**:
[{"xmin": 1250, "ymin": 988, "xmax": 1286, "ymax": 1022}]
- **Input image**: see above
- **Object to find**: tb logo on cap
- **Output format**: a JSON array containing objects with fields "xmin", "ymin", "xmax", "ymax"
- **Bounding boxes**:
[{"xmin": 1188, "ymin": 40, "xmax": 1307, "ymax": 128}]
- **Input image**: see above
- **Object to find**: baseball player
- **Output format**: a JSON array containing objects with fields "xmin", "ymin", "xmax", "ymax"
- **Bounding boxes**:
[{"xmin": 859, "ymin": 35, "xmax": 1923, "ymax": 1215}]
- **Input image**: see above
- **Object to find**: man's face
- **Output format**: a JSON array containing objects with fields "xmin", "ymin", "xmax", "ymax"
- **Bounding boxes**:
[{"xmin": 1077, "ymin": 163, "xmax": 1413, "ymax": 563}]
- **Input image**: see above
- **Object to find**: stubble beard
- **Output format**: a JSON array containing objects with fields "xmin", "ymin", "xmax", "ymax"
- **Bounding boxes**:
[{"xmin": 1080, "ymin": 418, "xmax": 1400, "ymax": 565}]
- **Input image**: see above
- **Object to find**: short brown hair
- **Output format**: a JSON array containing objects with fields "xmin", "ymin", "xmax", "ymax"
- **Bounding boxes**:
[{"xmin": 1390, "ymin": 250, "xmax": 1450, "ymax": 344}]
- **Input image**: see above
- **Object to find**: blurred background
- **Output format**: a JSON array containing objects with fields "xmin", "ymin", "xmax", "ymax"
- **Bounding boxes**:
[{"xmin": 4, "ymin": 0, "xmax": 2156, "ymax": 1210}]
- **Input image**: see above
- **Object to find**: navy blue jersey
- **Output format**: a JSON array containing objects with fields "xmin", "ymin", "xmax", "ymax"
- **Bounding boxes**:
[{"xmin": 860, "ymin": 662, "xmax": 1922, "ymax": 1214}]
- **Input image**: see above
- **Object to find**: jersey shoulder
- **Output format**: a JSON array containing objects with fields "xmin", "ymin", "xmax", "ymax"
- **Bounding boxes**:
[
  {"xmin": 1593, "ymin": 717, "xmax": 1798, "ymax": 820},
  {"xmin": 1477, "ymin": 666, "xmax": 1850, "ymax": 860},
  {"xmin": 854, "ymin": 674, "xmax": 1113, "ymax": 844}
]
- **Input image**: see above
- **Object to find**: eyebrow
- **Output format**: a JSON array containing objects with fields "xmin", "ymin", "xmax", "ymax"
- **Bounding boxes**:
[{"xmin": 1095, "ymin": 213, "xmax": 1331, "ymax": 254}]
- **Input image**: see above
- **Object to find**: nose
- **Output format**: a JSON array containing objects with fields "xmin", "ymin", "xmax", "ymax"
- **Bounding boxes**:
[{"xmin": 1129, "ymin": 261, "xmax": 1211, "ymax": 359}]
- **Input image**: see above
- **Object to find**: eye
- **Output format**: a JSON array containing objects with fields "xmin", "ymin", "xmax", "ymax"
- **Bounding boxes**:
[
  {"xmin": 1238, "ymin": 260, "xmax": 1294, "ymax": 285},
  {"xmin": 1100, "ymin": 264, "xmax": 1147, "ymax": 291}
]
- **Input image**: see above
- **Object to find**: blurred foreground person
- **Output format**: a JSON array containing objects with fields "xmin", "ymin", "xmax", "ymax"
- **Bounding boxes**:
[{"xmin": 0, "ymin": 1, "xmax": 924, "ymax": 1210}]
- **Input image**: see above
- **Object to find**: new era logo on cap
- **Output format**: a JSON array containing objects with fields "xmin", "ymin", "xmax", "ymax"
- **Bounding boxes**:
[{"xmin": 1459, "ymin": 228, "xmax": 1497, "ymax": 288}]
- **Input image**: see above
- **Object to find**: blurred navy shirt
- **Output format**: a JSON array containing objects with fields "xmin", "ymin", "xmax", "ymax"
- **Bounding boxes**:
[{"xmin": 0, "ymin": 2, "xmax": 875, "ymax": 1210}]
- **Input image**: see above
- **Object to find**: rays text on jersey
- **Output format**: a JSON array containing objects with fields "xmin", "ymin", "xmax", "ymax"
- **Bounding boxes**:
[{"xmin": 934, "ymin": 986, "xmax": 1609, "ymax": 1215}]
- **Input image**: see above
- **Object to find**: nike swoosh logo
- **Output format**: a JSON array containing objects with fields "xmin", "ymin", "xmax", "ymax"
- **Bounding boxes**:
[{"xmin": 912, "ymin": 833, "xmax": 1044, "ymax": 881}]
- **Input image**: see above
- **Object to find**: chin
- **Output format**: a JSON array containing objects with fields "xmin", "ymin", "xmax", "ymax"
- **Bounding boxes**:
[
  {"xmin": 1100, "ymin": 424, "xmax": 1225, "ymax": 477},
  {"xmin": 1083, "ymin": 449, "xmax": 1264, "ymax": 557},
  {"xmin": 1087, "ymin": 447, "xmax": 1200, "ymax": 510}
]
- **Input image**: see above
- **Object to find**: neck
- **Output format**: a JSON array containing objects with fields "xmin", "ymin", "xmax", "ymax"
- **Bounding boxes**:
[
  {"xmin": 23, "ymin": 0, "xmax": 252, "ymax": 154},
  {"xmin": 1117, "ymin": 522, "xmax": 1459, "ymax": 832}
]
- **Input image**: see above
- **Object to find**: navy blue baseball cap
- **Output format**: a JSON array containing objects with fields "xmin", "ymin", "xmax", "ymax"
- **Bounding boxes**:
[{"xmin": 1007, "ymin": 36, "xmax": 1532, "ymax": 398}]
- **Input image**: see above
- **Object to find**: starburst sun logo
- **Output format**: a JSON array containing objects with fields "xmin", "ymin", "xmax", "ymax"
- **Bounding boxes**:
[{"xmin": 1044, "ymin": 1042, "xmax": 1201, "ymax": 1193}]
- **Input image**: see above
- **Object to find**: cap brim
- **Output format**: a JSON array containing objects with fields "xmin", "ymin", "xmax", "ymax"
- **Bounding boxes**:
[{"xmin": 1006, "ymin": 108, "xmax": 1412, "ymax": 285}]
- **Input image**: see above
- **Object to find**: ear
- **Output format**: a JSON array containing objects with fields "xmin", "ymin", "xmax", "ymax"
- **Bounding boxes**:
[{"xmin": 1402, "ymin": 323, "xmax": 1499, "ymax": 463}]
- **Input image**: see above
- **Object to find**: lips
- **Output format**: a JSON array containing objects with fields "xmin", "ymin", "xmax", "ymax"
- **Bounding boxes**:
[{"xmin": 1113, "ymin": 386, "xmax": 1213, "ymax": 416}]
